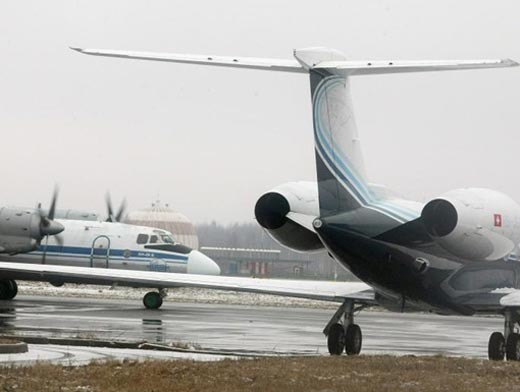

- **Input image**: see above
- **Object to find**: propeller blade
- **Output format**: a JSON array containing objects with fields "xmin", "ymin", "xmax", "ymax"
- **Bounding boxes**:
[
  {"xmin": 106, "ymin": 193, "xmax": 127, "ymax": 222},
  {"xmin": 106, "ymin": 192, "xmax": 115, "ymax": 222},
  {"xmin": 115, "ymin": 199, "xmax": 127, "ymax": 222},
  {"xmin": 55, "ymin": 234, "xmax": 64, "ymax": 247},
  {"xmin": 41, "ymin": 236, "xmax": 49, "ymax": 264},
  {"xmin": 48, "ymin": 186, "xmax": 59, "ymax": 221}
]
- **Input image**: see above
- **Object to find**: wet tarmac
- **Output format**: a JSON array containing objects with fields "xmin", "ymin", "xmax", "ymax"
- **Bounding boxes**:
[{"xmin": 0, "ymin": 295, "xmax": 505, "ymax": 362}]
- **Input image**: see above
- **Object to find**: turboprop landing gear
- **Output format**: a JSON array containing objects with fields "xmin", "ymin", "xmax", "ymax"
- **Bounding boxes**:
[
  {"xmin": 143, "ymin": 289, "xmax": 167, "ymax": 309},
  {"xmin": 0, "ymin": 280, "xmax": 17, "ymax": 300},
  {"xmin": 324, "ymin": 300, "xmax": 363, "ymax": 356},
  {"xmin": 488, "ymin": 309, "xmax": 520, "ymax": 361}
]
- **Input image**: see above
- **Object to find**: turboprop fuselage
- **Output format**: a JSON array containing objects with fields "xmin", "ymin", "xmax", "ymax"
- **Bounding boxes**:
[{"xmin": 1, "ymin": 219, "xmax": 220, "ymax": 277}]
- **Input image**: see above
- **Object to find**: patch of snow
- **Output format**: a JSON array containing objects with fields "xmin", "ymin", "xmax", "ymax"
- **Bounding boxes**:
[
  {"xmin": 17, "ymin": 281, "xmax": 338, "ymax": 309},
  {"xmin": 0, "ymin": 344, "xmax": 235, "ymax": 366}
]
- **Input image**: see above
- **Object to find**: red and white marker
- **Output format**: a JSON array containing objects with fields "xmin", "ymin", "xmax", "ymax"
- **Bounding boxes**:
[{"xmin": 494, "ymin": 214, "xmax": 503, "ymax": 227}]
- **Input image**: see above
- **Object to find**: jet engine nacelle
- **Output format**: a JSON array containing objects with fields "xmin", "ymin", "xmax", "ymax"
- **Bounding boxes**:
[
  {"xmin": 254, "ymin": 182, "xmax": 324, "ymax": 252},
  {"xmin": 0, "ymin": 207, "xmax": 41, "ymax": 254},
  {"xmin": 421, "ymin": 188, "xmax": 520, "ymax": 261}
]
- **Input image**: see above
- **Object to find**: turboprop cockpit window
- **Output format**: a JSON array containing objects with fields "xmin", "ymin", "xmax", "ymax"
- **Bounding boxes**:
[
  {"xmin": 136, "ymin": 234, "xmax": 149, "ymax": 244},
  {"xmin": 150, "ymin": 235, "xmax": 159, "ymax": 244},
  {"xmin": 161, "ymin": 234, "xmax": 174, "ymax": 244}
]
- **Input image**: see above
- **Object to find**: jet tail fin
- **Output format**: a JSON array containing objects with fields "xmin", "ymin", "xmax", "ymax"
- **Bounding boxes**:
[{"xmin": 72, "ymin": 46, "xmax": 518, "ymax": 220}]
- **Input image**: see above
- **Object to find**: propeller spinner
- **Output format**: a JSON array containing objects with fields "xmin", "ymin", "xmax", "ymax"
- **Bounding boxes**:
[{"xmin": 37, "ymin": 188, "xmax": 65, "ymax": 239}]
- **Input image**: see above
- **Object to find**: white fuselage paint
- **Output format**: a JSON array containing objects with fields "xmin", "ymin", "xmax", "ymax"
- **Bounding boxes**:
[{"xmin": 430, "ymin": 188, "xmax": 520, "ymax": 261}]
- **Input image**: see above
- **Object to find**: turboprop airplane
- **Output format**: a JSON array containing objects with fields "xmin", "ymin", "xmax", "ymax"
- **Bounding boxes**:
[
  {"xmin": 0, "ymin": 190, "xmax": 220, "ymax": 308},
  {"xmin": 0, "ymin": 47, "xmax": 518, "ymax": 361}
]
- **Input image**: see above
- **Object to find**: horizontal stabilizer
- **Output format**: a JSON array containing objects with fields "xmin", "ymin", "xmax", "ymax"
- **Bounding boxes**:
[
  {"xmin": 71, "ymin": 47, "xmax": 518, "ymax": 75},
  {"xmin": 70, "ymin": 47, "xmax": 306, "ymax": 73},
  {"xmin": 314, "ymin": 58, "xmax": 518, "ymax": 75}
]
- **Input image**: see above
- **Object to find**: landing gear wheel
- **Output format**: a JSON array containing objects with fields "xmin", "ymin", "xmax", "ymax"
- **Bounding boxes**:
[
  {"xmin": 488, "ymin": 332, "xmax": 505, "ymax": 361},
  {"xmin": 143, "ymin": 292, "xmax": 163, "ymax": 309},
  {"xmin": 345, "ymin": 324, "xmax": 362, "ymax": 355},
  {"xmin": 506, "ymin": 333, "xmax": 520, "ymax": 361},
  {"xmin": 327, "ymin": 323, "xmax": 345, "ymax": 355},
  {"xmin": 0, "ymin": 280, "xmax": 17, "ymax": 300},
  {"xmin": 6, "ymin": 280, "xmax": 17, "ymax": 300}
]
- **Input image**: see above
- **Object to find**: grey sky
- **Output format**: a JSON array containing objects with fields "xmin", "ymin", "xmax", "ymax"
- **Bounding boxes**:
[{"xmin": 1, "ymin": 1, "xmax": 519, "ymax": 223}]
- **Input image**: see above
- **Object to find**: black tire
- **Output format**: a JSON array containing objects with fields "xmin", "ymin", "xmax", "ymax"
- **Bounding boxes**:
[
  {"xmin": 0, "ymin": 280, "xmax": 16, "ymax": 300},
  {"xmin": 327, "ymin": 323, "xmax": 345, "ymax": 355},
  {"xmin": 506, "ymin": 333, "xmax": 520, "ymax": 361},
  {"xmin": 143, "ymin": 292, "xmax": 163, "ymax": 309},
  {"xmin": 6, "ymin": 280, "xmax": 17, "ymax": 300},
  {"xmin": 0, "ymin": 281, "xmax": 10, "ymax": 300},
  {"xmin": 488, "ymin": 332, "xmax": 505, "ymax": 361},
  {"xmin": 345, "ymin": 324, "xmax": 362, "ymax": 355}
]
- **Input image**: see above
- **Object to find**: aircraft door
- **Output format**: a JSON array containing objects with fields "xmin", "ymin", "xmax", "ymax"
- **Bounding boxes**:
[{"xmin": 90, "ymin": 235, "xmax": 111, "ymax": 268}]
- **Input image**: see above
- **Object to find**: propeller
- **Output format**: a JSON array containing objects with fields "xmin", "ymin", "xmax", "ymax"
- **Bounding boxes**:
[
  {"xmin": 105, "ymin": 192, "xmax": 127, "ymax": 223},
  {"xmin": 37, "ymin": 187, "xmax": 65, "ymax": 264},
  {"xmin": 41, "ymin": 234, "xmax": 64, "ymax": 264},
  {"xmin": 38, "ymin": 187, "xmax": 64, "ymax": 237}
]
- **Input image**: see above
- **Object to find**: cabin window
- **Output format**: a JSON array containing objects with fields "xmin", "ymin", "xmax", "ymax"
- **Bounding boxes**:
[
  {"xmin": 150, "ymin": 235, "xmax": 159, "ymax": 244},
  {"xmin": 136, "ymin": 234, "xmax": 149, "ymax": 244}
]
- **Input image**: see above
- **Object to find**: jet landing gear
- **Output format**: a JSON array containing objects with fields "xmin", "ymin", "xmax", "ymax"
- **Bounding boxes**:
[
  {"xmin": 143, "ymin": 289, "xmax": 167, "ymax": 309},
  {"xmin": 488, "ymin": 309, "xmax": 520, "ymax": 361},
  {"xmin": 324, "ymin": 300, "xmax": 363, "ymax": 356},
  {"xmin": 0, "ymin": 280, "xmax": 17, "ymax": 300}
]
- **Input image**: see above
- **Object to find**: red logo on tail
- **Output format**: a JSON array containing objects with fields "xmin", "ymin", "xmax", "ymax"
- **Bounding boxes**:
[{"xmin": 494, "ymin": 214, "xmax": 502, "ymax": 227}]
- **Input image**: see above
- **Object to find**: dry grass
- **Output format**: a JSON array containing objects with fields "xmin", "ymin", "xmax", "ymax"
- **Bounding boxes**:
[{"xmin": 1, "ymin": 355, "xmax": 520, "ymax": 392}]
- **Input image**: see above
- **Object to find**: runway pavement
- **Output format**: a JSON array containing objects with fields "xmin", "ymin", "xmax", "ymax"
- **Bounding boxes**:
[{"xmin": 0, "ymin": 295, "xmax": 505, "ymax": 363}]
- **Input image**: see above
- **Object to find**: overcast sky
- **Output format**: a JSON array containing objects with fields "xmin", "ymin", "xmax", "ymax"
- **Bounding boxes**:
[{"xmin": 1, "ymin": 1, "xmax": 519, "ymax": 223}]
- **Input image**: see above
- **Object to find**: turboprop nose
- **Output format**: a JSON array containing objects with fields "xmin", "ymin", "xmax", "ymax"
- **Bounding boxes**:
[{"xmin": 187, "ymin": 250, "xmax": 221, "ymax": 275}]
